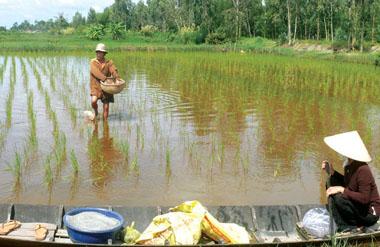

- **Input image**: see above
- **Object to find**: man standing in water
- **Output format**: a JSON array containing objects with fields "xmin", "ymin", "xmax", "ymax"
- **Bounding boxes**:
[{"xmin": 90, "ymin": 43, "xmax": 120, "ymax": 120}]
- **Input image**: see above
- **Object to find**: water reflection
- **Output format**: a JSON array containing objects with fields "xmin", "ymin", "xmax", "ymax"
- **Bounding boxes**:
[{"xmin": 88, "ymin": 121, "xmax": 121, "ymax": 188}]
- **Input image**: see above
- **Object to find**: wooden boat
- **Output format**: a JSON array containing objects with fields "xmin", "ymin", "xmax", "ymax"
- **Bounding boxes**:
[{"xmin": 0, "ymin": 203, "xmax": 379, "ymax": 246}]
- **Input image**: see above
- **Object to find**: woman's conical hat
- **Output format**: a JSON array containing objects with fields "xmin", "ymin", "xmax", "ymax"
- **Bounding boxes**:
[{"xmin": 324, "ymin": 131, "xmax": 372, "ymax": 162}]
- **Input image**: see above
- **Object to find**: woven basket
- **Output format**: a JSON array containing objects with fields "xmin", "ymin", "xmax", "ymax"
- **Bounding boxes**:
[{"xmin": 100, "ymin": 78, "xmax": 126, "ymax": 95}]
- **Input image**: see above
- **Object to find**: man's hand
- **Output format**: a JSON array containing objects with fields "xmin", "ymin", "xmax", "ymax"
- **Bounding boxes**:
[{"xmin": 326, "ymin": 186, "xmax": 345, "ymax": 197}]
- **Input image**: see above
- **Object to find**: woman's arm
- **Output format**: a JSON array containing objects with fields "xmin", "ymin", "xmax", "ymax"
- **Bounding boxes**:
[
  {"xmin": 330, "ymin": 170, "xmax": 345, "ymax": 186},
  {"xmin": 343, "ymin": 166, "xmax": 372, "ymax": 204}
]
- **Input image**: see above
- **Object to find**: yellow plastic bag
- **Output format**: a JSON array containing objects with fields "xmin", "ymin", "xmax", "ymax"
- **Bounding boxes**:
[
  {"xmin": 123, "ymin": 222, "xmax": 141, "ymax": 244},
  {"xmin": 136, "ymin": 212, "xmax": 202, "ymax": 245},
  {"xmin": 170, "ymin": 200, "xmax": 250, "ymax": 244}
]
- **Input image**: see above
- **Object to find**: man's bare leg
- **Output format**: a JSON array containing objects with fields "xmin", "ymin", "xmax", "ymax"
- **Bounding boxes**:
[
  {"xmin": 91, "ymin": 96, "xmax": 99, "ymax": 117},
  {"xmin": 103, "ymin": 103, "xmax": 109, "ymax": 120}
]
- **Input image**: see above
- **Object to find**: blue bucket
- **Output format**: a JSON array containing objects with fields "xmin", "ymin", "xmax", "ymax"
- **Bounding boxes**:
[{"xmin": 63, "ymin": 207, "xmax": 124, "ymax": 244}]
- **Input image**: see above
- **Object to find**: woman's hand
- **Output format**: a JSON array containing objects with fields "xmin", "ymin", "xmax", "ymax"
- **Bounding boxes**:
[
  {"xmin": 326, "ymin": 186, "xmax": 345, "ymax": 197},
  {"xmin": 321, "ymin": 160, "xmax": 334, "ymax": 175}
]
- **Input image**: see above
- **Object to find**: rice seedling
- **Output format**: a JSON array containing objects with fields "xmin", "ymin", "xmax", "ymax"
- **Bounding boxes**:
[
  {"xmin": 217, "ymin": 142, "xmax": 225, "ymax": 166},
  {"xmin": 70, "ymin": 149, "xmax": 80, "ymax": 174},
  {"xmin": 20, "ymin": 58, "xmax": 29, "ymax": 89},
  {"xmin": 49, "ymin": 74, "xmax": 56, "ymax": 91},
  {"xmin": 5, "ymin": 59, "xmax": 16, "ymax": 128},
  {"xmin": 88, "ymin": 137, "xmax": 101, "ymax": 160},
  {"xmin": 53, "ymin": 132, "xmax": 67, "ymax": 167},
  {"xmin": 0, "ymin": 56, "xmax": 7, "ymax": 84},
  {"xmin": 136, "ymin": 125, "xmax": 144, "ymax": 150},
  {"xmin": 6, "ymin": 151, "xmax": 22, "ymax": 182},
  {"xmin": 241, "ymin": 152, "xmax": 249, "ymax": 173},
  {"xmin": 165, "ymin": 146, "xmax": 171, "ymax": 168},
  {"xmin": 32, "ymin": 64, "xmax": 43, "ymax": 92},
  {"xmin": 233, "ymin": 148, "xmax": 241, "ymax": 166},
  {"xmin": 69, "ymin": 105, "xmax": 77, "ymax": 126},
  {"xmin": 117, "ymin": 140, "xmax": 130, "ymax": 162},
  {"xmin": 130, "ymin": 153, "xmax": 139, "ymax": 175},
  {"xmin": 44, "ymin": 155, "xmax": 53, "ymax": 186},
  {"xmin": 27, "ymin": 91, "xmax": 37, "ymax": 148},
  {"xmin": 5, "ymin": 94, "xmax": 12, "ymax": 129}
]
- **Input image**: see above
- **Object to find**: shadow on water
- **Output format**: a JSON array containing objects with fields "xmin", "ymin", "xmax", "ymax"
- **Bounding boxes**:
[{"xmin": 107, "ymin": 111, "xmax": 134, "ymax": 122}]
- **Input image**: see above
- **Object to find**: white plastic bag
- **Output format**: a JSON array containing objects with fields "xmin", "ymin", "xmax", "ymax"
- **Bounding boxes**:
[{"xmin": 302, "ymin": 208, "xmax": 333, "ymax": 238}]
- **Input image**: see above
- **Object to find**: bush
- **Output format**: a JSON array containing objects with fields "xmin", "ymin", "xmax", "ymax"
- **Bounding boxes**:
[
  {"xmin": 195, "ymin": 29, "xmax": 207, "ymax": 44},
  {"xmin": 332, "ymin": 40, "xmax": 348, "ymax": 51},
  {"xmin": 140, "ymin": 25, "xmax": 157, "ymax": 37},
  {"xmin": 86, "ymin": 24, "xmax": 105, "ymax": 40},
  {"xmin": 178, "ymin": 26, "xmax": 198, "ymax": 44},
  {"xmin": 374, "ymin": 54, "xmax": 380, "ymax": 67},
  {"xmin": 108, "ymin": 22, "xmax": 125, "ymax": 40},
  {"xmin": 205, "ymin": 31, "xmax": 227, "ymax": 45},
  {"xmin": 278, "ymin": 33, "xmax": 287, "ymax": 45},
  {"xmin": 334, "ymin": 27, "xmax": 347, "ymax": 41},
  {"xmin": 62, "ymin": 27, "xmax": 75, "ymax": 35}
]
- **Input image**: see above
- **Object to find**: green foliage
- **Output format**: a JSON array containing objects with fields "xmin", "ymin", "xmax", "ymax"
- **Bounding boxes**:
[
  {"xmin": 140, "ymin": 25, "xmax": 157, "ymax": 37},
  {"xmin": 108, "ymin": 22, "xmax": 125, "ymax": 40},
  {"xmin": 278, "ymin": 33, "xmax": 288, "ymax": 45},
  {"xmin": 86, "ymin": 24, "xmax": 105, "ymax": 40},
  {"xmin": 334, "ymin": 28, "xmax": 347, "ymax": 42},
  {"xmin": 375, "ymin": 54, "xmax": 380, "ymax": 67},
  {"xmin": 62, "ymin": 27, "xmax": 75, "ymax": 35},
  {"xmin": 178, "ymin": 26, "xmax": 200, "ymax": 44},
  {"xmin": 87, "ymin": 8, "xmax": 97, "ymax": 24},
  {"xmin": 205, "ymin": 31, "xmax": 227, "ymax": 45}
]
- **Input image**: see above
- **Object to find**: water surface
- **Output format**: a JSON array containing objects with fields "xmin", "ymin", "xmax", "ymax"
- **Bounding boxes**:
[{"xmin": 0, "ymin": 51, "xmax": 379, "ymax": 206}]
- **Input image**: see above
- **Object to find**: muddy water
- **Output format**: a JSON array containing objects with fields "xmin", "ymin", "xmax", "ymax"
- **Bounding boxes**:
[{"xmin": 0, "ymin": 52, "xmax": 380, "ymax": 207}]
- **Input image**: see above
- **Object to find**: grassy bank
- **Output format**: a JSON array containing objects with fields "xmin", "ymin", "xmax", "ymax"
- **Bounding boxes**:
[{"xmin": 1, "ymin": 31, "xmax": 379, "ymax": 65}]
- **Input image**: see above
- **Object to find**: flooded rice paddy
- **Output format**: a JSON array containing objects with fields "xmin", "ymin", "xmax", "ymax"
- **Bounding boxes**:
[{"xmin": 0, "ymin": 51, "xmax": 380, "ymax": 206}]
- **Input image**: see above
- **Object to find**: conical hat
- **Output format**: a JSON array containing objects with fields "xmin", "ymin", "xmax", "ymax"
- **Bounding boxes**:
[{"xmin": 324, "ymin": 131, "xmax": 372, "ymax": 162}]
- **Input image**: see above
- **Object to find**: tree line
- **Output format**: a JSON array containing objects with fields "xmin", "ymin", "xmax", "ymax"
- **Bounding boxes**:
[{"xmin": 5, "ymin": 0, "xmax": 380, "ymax": 49}]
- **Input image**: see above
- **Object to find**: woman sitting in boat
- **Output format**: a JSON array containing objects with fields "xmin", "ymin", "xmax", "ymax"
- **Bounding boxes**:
[{"xmin": 322, "ymin": 131, "xmax": 380, "ymax": 232}]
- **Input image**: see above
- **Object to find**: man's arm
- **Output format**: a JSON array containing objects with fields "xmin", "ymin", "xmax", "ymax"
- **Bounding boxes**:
[
  {"xmin": 90, "ymin": 60, "xmax": 107, "ymax": 81},
  {"xmin": 108, "ymin": 60, "xmax": 120, "ymax": 79}
]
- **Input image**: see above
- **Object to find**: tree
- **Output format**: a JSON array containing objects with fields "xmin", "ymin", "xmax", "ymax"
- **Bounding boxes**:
[
  {"xmin": 55, "ymin": 13, "xmax": 69, "ymax": 31},
  {"xmin": 97, "ymin": 7, "xmax": 111, "ymax": 26},
  {"xmin": 111, "ymin": 0, "xmax": 134, "ymax": 30},
  {"xmin": 72, "ymin": 12, "xmax": 86, "ymax": 28},
  {"xmin": 286, "ymin": 0, "xmax": 292, "ymax": 45},
  {"xmin": 18, "ymin": 20, "xmax": 32, "ymax": 31},
  {"xmin": 10, "ymin": 22, "xmax": 19, "ymax": 31},
  {"xmin": 132, "ymin": 1, "xmax": 148, "ymax": 30},
  {"xmin": 87, "ymin": 8, "xmax": 97, "ymax": 24}
]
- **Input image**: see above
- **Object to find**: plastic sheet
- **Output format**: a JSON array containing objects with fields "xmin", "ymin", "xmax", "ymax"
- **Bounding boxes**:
[{"xmin": 302, "ymin": 208, "xmax": 333, "ymax": 238}]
